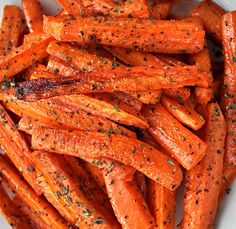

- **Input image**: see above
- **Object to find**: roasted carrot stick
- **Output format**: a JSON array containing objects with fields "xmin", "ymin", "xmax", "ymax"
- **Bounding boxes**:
[
  {"xmin": 221, "ymin": 11, "xmax": 236, "ymax": 167},
  {"xmin": 142, "ymin": 104, "xmax": 207, "ymax": 170},
  {"xmin": 161, "ymin": 96, "xmax": 205, "ymax": 131},
  {"xmin": 155, "ymin": 54, "xmax": 186, "ymax": 67},
  {"xmin": 32, "ymin": 151, "xmax": 119, "ymax": 228},
  {"xmin": 163, "ymin": 87, "xmax": 191, "ymax": 103},
  {"xmin": 0, "ymin": 35, "xmax": 52, "ymax": 83},
  {"xmin": 13, "ymin": 65, "xmax": 210, "ymax": 101},
  {"xmin": 56, "ymin": 0, "xmax": 86, "ymax": 15},
  {"xmin": 43, "ymin": 15, "xmax": 205, "ymax": 54},
  {"xmin": 0, "ymin": 104, "xmax": 42, "ymax": 195},
  {"xmin": 22, "ymin": 0, "xmax": 44, "ymax": 33},
  {"xmin": 25, "ymin": 63, "xmax": 47, "ymax": 80},
  {"xmin": 55, "ymin": 94, "xmax": 148, "ymax": 128},
  {"xmin": 0, "ymin": 6, "xmax": 23, "ymax": 55},
  {"xmin": 135, "ymin": 171, "xmax": 147, "ymax": 200},
  {"xmin": 148, "ymin": 0, "xmax": 171, "ymax": 19},
  {"xmin": 182, "ymin": 103, "xmax": 226, "ymax": 229},
  {"xmin": 147, "ymin": 180, "xmax": 176, "ymax": 229},
  {"xmin": 31, "ymin": 127, "xmax": 183, "ymax": 190},
  {"xmin": 194, "ymin": 87, "xmax": 212, "ymax": 106},
  {"xmin": 0, "ymin": 154, "xmax": 67, "ymax": 229},
  {"xmin": 0, "ymin": 184, "xmax": 32, "ymax": 229},
  {"xmin": 189, "ymin": 0, "xmax": 225, "ymax": 43}
]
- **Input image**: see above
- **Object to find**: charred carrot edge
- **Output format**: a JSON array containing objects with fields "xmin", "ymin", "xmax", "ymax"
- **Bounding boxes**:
[
  {"xmin": 163, "ymin": 87, "xmax": 191, "ymax": 103},
  {"xmin": 103, "ymin": 171, "xmax": 154, "ymax": 229},
  {"xmin": 55, "ymin": 94, "xmax": 148, "ymax": 128},
  {"xmin": 22, "ymin": 0, "xmax": 44, "ymax": 33},
  {"xmin": 148, "ymin": 0, "xmax": 171, "ymax": 19},
  {"xmin": 0, "ymin": 35, "xmax": 52, "ymax": 83},
  {"xmin": 135, "ymin": 171, "xmax": 147, "ymax": 200},
  {"xmin": 142, "ymin": 103, "xmax": 207, "ymax": 170},
  {"xmin": 0, "ymin": 154, "xmax": 67, "ymax": 229},
  {"xmin": 147, "ymin": 179, "xmax": 176, "ymax": 229},
  {"xmin": 32, "ymin": 151, "xmax": 119, "ymax": 228},
  {"xmin": 210, "ymin": 78, "xmax": 222, "ymax": 102},
  {"xmin": 139, "ymin": 130, "xmax": 162, "ymax": 150},
  {"xmin": 194, "ymin": 87, "xmax": 212, "ymax": 106},
  {"xmin": 0, "ymin": 6, "xmax": 23, "ymax": 55},
  {"xmin": 221, "ymin": 11, "xmax": 236, "ymax": 167},
  {"xmin": 0, "ymin": 104, "xmax": 42, "ymax": 195},
  {"xmin": 24, "ymin": 63, "xmax": 47, "ymax": 80},
  {"xmin": 43, "ymin": 15, "xmax": 205, "ymax": 54},
  {"xmin": 161, "ymin": 96, "xmax": 205, "ymax": 131},
  {"xmin": 2, "ymin": 95, "xmax": 135, "ymax": 137},
  {"xmin": 219, "ymin": 166, "xmax": 236, "ymax": 200},
  {"xmin": 182, "ymin": 103, "xmax": 226, "ymax": 229},
  {"xmin": 13, "ymin": 65, "xmax": 210, "ymax": 101},
  {"xmin": 31, "ymin": 127, "xmax": 183, "ymax": 190},
  {"xmin": 189, "ymin": 0, "xmax": 225, "ymax": 43},
  {"xmin": 0, "ymin": 183, "xmax": 32, "ymax": 229}
]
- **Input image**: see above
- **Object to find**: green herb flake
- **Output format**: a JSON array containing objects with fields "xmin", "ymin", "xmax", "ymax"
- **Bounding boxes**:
[
  {"xmin": 214, "ymin": 108, "xmax": 220, "ymax": 116},
  {"xmin": 27, "ymin": 166, "xmax": 35, "ymax": 173},
  {"xmin": 114, "ymin": 104, "xmax": 119, "ymax": 111},
  {"xmin": 93, "ymin": 217, "xmax": 104, "ymax": 224},
  {"xmin": 82, "ymin": 209, "xmax": 92, "ymax": 216},
  {"xmin": 167, "ymin": 159, "xmax": 175, "ymax": 166}
]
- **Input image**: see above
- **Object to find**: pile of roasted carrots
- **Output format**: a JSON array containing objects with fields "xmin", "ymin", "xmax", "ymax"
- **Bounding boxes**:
[{"xmin": 0, "ymin": 0, "xmax": 235, "ymax": 228}]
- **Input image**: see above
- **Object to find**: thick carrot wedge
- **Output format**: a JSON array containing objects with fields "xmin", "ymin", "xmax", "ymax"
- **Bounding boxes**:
[
  {"xmin": 142, "ymin": 104, "xmax": 207, "ymax": 170},
  {"xmin": 31, "ymin": 127, "xmax": 183, "ymax": 190},
  {"xmin": 104, "ymin": 171, "xmax": 154, "ymax": 229},
  {"xmin": 55, "ymin": 94, "xmax": 148, "ymax": 128},
  {"xmin": 14, "ymin": 65, "xmax": 210, "ymax": 101},
  {"xmin": 43, "ymin": 15, "xmax": 205, "ymax": 54},
  {"xmin": 189, "ymin": 0, "xmax": 225, "ymax": 43},
  {"xmin": 2, "ymin": 96, "xmax": 134, "ymax": 137},
  {"xmin": 163, "ymin": 87, "xmax": 191, "ymax": 103},
  {"xmin": 22, "ymin": 0, "xmax": 44, "ymax": 33},
  {"xmin": 32, "ymin": 151, "xmax": 119, "ymax": 228},
  {"xmin": 148, "ymin": 0, "xmax": 171, "ymax": 19},
  {"xmin": 161, "ymin": 96, "xmax": 205, "ymax": 131},
  {"xmin": 147, "ymin": 180, "xmax": 176, "ymax": 229},
  {"xmin": 0, "ymin": 6, "xmax": 23, "ymax": 55},
  {"xmin": 135, "ymin": 171, "xmax": 147, "ymax": 200},
  {"xmin": 0, "ymin": 35, "xmax": 52, "ymax": 83},
  {"xmin": 0, "ymin": 184, "xmax": 32, "ymax": 229},
  {"xmin": 0, "ymin": 155, "xmax": 67, "ymax": 229},
  {"xmin": 182, "ymin": 103, "xmax": 226, "ymax": 229},
  {"xmin": 194, "ymin": 87, "xmax": 212, "ymax": 106},
  {"xmin": 221, "ymin": 11, "xmax": 236, "ymax": 166},
  {"xmin": 0, "ymin": 104, "xmax": 42, "ymax": 195},
  {"xmin": 219, "ymin": 166, "xmax": 236, "ymax": 200}
]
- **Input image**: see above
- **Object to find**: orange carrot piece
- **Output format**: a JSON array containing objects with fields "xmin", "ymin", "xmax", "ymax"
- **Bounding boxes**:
[
  {"xmin": 0, "ymin": 6, "xmax": 23, "ymax": 55},
  {"xmin": 221, "ymin": 11, "xmax": 236, "ymax": 167},
  {"xmin": 147, "ymin": 180, "xmax": 176, "ymax": 229},
  {"xmin": 0, "ymin": 184, "xmax": 32, "ymax": 229},
  {"xmin": 210, "ymin": 77, "xmax": 222, "ymax": 102},
  {"xmin": 0, "ymin": 104, "xmax": 42, "ymax": 195},
  {"xmin": 194, "ymin": 87, "xmax": 212, "ymax": 106},
  {"xmin": 135, "ymin": 172, "xmax": 147, "ymax": 200},
  {"xmin": 24, "ymin": 63, "xmax": 47, "ymax": 80},
  {"xmin": 161, "ymin": 96, "xmax": 205, "ymax": 131},
  {"xmin": 32, "ymin": 151, "xmax": 119, "ymax": 228},
  {"xmin": 43, "ymin": 15, "xmax": 205, "ymax": 54},
  {"xmin": 163, "ymin": 87, "xmax": 191, "ymax": 103},
  {"xmin": 182, "ymin": 103, "xmax": 226, "ymax": 229},
  {"xmin": 155, "ymin": 54, "xmax": 186, "ymax": 67},
  {"xmin": 0, "ymin": 35, "xmax": 52, "ymax": 83},
  {"xmin": 56, "ymin": 0, "xmax": 85, "ymax": 15},
  {"xmin": 14, "ymin": 65, "xmax": 210, "ymax": 101},
  {"xmin": 142, "ymin": 104, "xmax": 207, "ymax": 170},
  {"xmin": 0, "ymin": 154, "xmax": 67, "ymax": 229},
  {"xmin": 189, "ymin": 0, "xmax": 225, "ymax": 43},
  {"xmin": 31, "ymin": 127, "xmax": 183, "ymax": 190},
  {"xmin": 22, "ymin": 0, "xmax": 44, "ymax": 33},
  {"xmin": 148, "ymin": 0, "xmax": 171, "ymax": 19}
]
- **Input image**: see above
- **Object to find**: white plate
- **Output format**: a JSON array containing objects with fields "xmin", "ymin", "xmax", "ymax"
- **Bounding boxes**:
[{"xmin": 0, "ymin": 0, "xmax": 235, "ymax": 228}]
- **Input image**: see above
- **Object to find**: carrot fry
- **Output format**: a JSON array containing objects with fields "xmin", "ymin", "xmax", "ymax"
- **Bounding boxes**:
[
  {"xmin": 221, "ymin": 11, "xmax": 236, "ymax": 167},
  {"xmin": 135, "ymin": 172, "xmax": 147, "ymax": 200},
  {"xmin": 56, "ymin": 0, "xmax": 85, "ymax": 15},
  {"xmin": 25, "ymin": 63, "xmax": 47, "ymax": 80},
  {"xmin": 0, "ymin": 184, "xmax": 32, "ymax": 229},
  {"xmin": 0, "ymin": 6, "xmax": 23, "ymax": 55},
  {"xmin": 194, "ymin": 87, "xmax": 212, "ymax": 106},
  {"xmin": 0, "ymin": 154, "xmax": 67, "ymax": 229},
  {"xmin": 0, "ymin": 35, "xmax": 52, "ymax": 83},
  {"xmin": 142, "ymin": 104, "xmax": 207, "ymax": 170},
  {"xmin": 147, "ymin": 180, "xmax": 176, "ymax": 229},
  {"xmin": 22, "ymin": 0, "xmax": 44, "ymax": 33},
  {"xmin": 182, "ymin": 103, "xmax": 226, "ymax": 229},
  {"xmin": 31, "ymin": 127, "xmax": 183, "ymax": 190},
  {"xmin": 155, "ymin": 54, "xmax": 186, "ymax": 67},
  {"xmin": 219, "ymin": 166, "xmax": 236, "ymax": 200},
  {"xmin": 0, "ymin": 104, "xmax": 42, "ymax": 195},
  {"xmin": 163, "ymin": 87, "xmax": 191, "ymax": 103},
  {"xmin": 148, "ymin": 0, "xmax": 171, "ymax": 19},
  {"xmin": 161, "ymin": 96, "xmax": 205, "ymax": 131},
  {"xmin": 43, "ymin": 15, "xmax": 205, "ymax": 54},
  {"xmin": 13, "ymin": 65, "xmax": 210, "ymax": 101},
  {"xmin": 32, "ymin": 151, "xmax": 119, "ymax": 228},
  {"xmin": 189, "ymin": 0, "xmax": 225, "ymax": 43}
]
